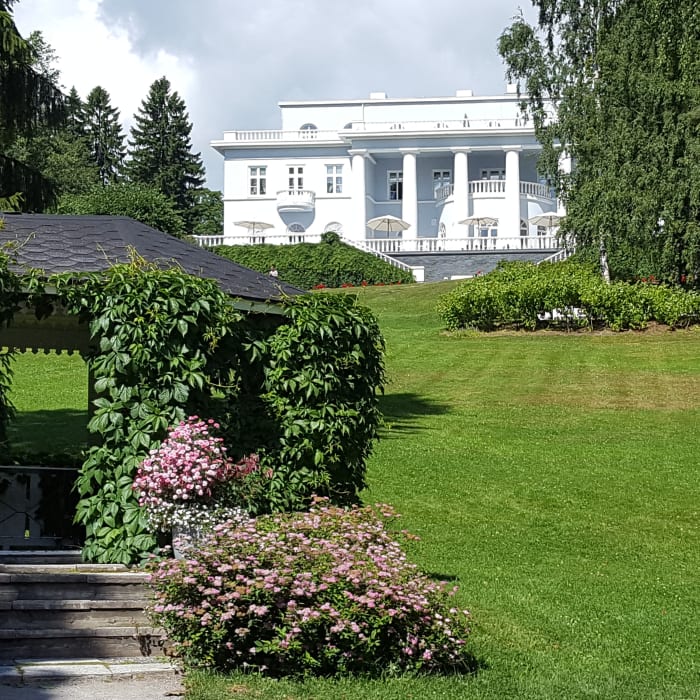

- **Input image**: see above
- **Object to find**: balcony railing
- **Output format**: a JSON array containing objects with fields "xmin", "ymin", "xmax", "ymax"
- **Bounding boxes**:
[
  {"xmin": 365, "ymin": 235, "xmax": 559, "ymax": 253},
  {"xmin": 276, "ymin": 189, "xmax": 316, "ymax": 212},
  {"xmin": 434, "ymin": 180, "xmax": 555, "ymax": 204},
  {"xmin": 221, "ymin": 129, "xmax": 342, "ymax": 143},
  {"xmin": 347, "ymin": 118, "xmax": 529, "ymax": 131},
  {"xmin": 219, "ymin": 117, "xmax": 534, "ymax": 144},
  {"xmin": 194, "ymin": 233, "xmax": 561, "ymax": 253}
]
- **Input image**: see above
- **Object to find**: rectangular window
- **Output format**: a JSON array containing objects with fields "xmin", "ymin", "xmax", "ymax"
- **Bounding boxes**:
[
  {"xmin": 480, "ymin": 168, "xmax": 505, "ymax": 180},
  {"xmin": 249, "ymin": 166, "xmax": 266, "ymax": 196},
  {"xmin": 288, "ymin": 166, "xmax": 304, "ymax": 191},
  {"xmin": 432, "ymin": 169, "xmax": 452, "ymax": 196},
  {"xmin": 326, "ymin": 165, "xmax": 343, "ymax": 194},
  {"xmin": 388, "ymin": 170, "xmax": 403, "ymax": 200}
]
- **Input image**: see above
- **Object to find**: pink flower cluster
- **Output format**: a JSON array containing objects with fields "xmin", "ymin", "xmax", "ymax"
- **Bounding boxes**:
[
  {"xmin": 132, "ymin": 417, "xmax": 260, "ymax": 531},
  {"xmin": 147, "ymin": 499, "xmax": 474, "ymax": 676}
]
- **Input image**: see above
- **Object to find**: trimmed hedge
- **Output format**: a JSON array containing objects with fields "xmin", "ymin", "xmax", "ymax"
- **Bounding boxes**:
[
  {"xmin": 212, "ymin": 238, "xmax": 414, "ymax": 289},
  {"xmin": 437, "ymin": 261, "xmax": 700, "ymax": 332}
]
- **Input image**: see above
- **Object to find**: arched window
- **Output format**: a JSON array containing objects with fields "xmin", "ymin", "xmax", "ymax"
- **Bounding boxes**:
[
  {"xmin": 439, "ymin": 223, "xmax": 447, "ymax": 238},
  {"xmin": 299, "ymin": 123, "xmax": 318, "ymax": 139},
  {"xmin": 325, "ymin": 221, "xmax": 343, "ymax": 234},
  {"xmin": 343, "ymin": 122, "xmax": 353, "ymax": 130}
]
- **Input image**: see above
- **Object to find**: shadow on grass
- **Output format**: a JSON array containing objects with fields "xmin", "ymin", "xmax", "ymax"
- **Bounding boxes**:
[
  {"xmin": 425, "ymin": 572, "xmax": 459, "ymax": 582},
  {"xmin": 7, "ymin": 408, "xmax": 89, "ymax": 456},
  {"xmin": 379, "ymin": 393, "xmax": 450, "ymax": 437}
]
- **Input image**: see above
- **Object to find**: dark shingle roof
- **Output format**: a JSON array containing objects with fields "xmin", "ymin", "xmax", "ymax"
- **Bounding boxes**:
[{"xmin": 0, "ymin": 214, "xmax": 304, "ymax": 303}]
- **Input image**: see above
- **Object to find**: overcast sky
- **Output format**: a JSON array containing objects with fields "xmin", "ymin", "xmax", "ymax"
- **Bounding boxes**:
[{"xmin": 14, "ymin": 0, "xmax": 537, "ymax": 191}]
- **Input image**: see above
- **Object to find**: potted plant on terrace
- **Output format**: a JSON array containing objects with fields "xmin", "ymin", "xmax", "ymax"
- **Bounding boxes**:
[{"xmin": 133, "ymin": 416, "xmax": 262, "ymax": 556}]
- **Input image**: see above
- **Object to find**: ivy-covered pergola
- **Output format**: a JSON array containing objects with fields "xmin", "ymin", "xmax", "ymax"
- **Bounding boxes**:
[
  {"xmin": 0, "ymin": 214, "xmax": 386, "ymax": 565},
  {"xmin": 0, "ymin": 214, "xmax": 303, "ymax": 559}
]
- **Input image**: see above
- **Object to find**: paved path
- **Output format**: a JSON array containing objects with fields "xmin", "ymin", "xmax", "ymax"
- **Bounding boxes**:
[{"xmin": 0, "ymin": 659, "xmax": 184, "ymax": 699}]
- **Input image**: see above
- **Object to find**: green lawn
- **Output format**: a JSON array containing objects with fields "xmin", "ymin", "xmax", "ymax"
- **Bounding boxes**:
[
  {"xmin": 7, "ymin": 351, "xmax": 88, "ymax": 455},
  {"xmin": 7, "ymin": 282, "xmax": 700, "ymax": 698},
  {"xmin": 190, "ymin": 282, "xmax": 700, "ymax": 699}
]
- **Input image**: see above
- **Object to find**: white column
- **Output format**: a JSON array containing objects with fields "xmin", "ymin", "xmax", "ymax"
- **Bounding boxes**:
[
  {"xmin": 503, "ymin": 147, "xmax": 522, "ymax": 239},
  {"xmin": 557, "ymin": 150, "xmax": 571, "ymax": 215},
  {"xmin": 401, "ymin": 149, "xmax": 418, "ymax": 235},
  {"xmin": 350, "ymin": 150, "xmax": 367, "ymax": 242},
  {"xmin": 452, "ymin": 148, "xmax": 470, "ymax": 230}
]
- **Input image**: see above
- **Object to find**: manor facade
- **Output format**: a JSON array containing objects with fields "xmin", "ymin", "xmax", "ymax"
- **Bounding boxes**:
[{"xmin": 209, "ymin": 87, "xmax": 567, "ymax": 254}]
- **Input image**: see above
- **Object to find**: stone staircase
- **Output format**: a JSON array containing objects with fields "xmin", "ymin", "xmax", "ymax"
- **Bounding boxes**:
[{"xmin": 0, "ymin": 552, "xmax": 166, "ymax": 661}]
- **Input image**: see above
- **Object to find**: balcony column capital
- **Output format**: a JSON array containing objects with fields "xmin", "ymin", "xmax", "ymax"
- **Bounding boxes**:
[
  {"xmin": 450, "ymin": 147, "xmax": 472, "ymax": 154},
  {"xmin": 349, "ymin": 149, "xmax": 376, "ymax": 164}
]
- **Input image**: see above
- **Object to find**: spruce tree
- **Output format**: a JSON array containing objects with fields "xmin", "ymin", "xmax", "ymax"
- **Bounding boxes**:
[
  {"xmin": 127, "ymin": 76, "xmax": 204, "ymax": 231},
  {"xmin": 83, "ymin": 85, "xmax": 125, "ymax": 185},
  {"xmin": 0, "ymin": 1, "xmax": 65, "ymax": 211},
  {"xmin": 65, "ymin": 86, "xmax": 85, "ymax": 139}
]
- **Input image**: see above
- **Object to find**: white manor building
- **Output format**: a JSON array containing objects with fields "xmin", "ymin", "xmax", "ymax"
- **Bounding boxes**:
[{"xmin": 206, "ymin": 86, "xmax": 568, "ymax": 258}]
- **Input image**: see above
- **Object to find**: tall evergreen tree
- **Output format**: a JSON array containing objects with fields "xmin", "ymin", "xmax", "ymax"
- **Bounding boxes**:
[
  {"xmin": 83, "ymin": 85, "xmax": 125, "ymax": 186},
  {"xmin": 499, "ymin": 0, "xmax": 700, "ymax": 284},
  {"xmin": 126, "ymin": 76, "xmax": 204, "ymax": 231},
  {"xmin": 65, "ymin": 86, "xmax": 85, "ymax": 139},
  {"xmin": 0, "ymin": 1, "xmax": 65, "ymax": 211}
]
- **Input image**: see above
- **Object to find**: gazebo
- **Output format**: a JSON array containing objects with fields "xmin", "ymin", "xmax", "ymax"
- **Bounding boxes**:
[{"xmin": 0, "ymin": 213, "xmax": 304, "ymax": 550}]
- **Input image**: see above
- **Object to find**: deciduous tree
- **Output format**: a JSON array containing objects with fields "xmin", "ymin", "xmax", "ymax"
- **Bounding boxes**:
[
  {"xmin": 499, "ymin": 0, "xmax": 700, "ymax": 284},
  {"xmin": 57, "ymin": 182, "xmax": 185, "ymax": 237}
]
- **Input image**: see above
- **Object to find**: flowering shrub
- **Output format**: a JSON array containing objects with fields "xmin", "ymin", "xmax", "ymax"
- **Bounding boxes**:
[
  {"xmin": 133, "ymin": 417, "xmax": 263, "ymax": 531},
  {"xmin": 147, "ymin": 499, "xmax": 475, "ymax": 677}
]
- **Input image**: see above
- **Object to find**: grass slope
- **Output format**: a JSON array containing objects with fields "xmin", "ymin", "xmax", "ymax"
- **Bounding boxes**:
[
  {"xmin": 192, "ymin": 282, "xmax": 700, "ymax": 699},
  {"xmin": 7, "ymin": 282, "xmax": 700, "ymax": 698}
]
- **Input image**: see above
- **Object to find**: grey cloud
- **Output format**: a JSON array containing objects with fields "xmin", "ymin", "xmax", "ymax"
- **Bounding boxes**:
[{"xmin": 97, "ymin": 0, "xmax": 536, "ymax": 189}]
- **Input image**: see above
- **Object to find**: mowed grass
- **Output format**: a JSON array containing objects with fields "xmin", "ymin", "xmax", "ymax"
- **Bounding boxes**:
[
  {"xmin": 191, "ymin": 282, "xmax": 700, "ymax": 699},
  {"xmin": 7, "ymin": 351, "xmax": 88, "ymax": 454},
  {"xmin": 7, "ymin": 283, "xmax": 700, "ymax": 698}
]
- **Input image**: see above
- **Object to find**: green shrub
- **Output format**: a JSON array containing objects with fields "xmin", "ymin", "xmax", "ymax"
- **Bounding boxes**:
[
  {"xmin": 212, "ymin": 240, "xmax": 414, "ymax": 289},
  {"xmin": 247, "ymin": 293, "xmax": 386, "ymax": 510},
  {"xmin": 147, "ymin": 500, "xmax": 475, "ymax": 677},
  {"xmin": 437, "ymin": 261, "xmax": 700, "ymax": 332}
]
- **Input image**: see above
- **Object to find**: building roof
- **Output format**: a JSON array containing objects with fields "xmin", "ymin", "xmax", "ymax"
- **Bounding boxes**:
[{"xmin": 0, "ymin": 214, "xmax": 304, "ymax": 303}]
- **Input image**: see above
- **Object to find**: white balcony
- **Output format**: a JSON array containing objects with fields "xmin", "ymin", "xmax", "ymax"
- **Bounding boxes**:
[
  {"xmin": 434, "ymin": 180, "xmax": 555, "ymax": 205},
  {"xmin": 276, "ymin": 189, "xmax": 316, "ymax": 213},
  {"xmin": 194, "ymin": 233, "xmax": 562, "ymax": 253},
  {"xmin": 364, "ymin": 235, "xmax": 560, "ymax": 253}
]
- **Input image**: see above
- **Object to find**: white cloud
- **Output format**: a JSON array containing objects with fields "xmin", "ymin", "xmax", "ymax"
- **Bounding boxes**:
[
  {"xmin": 13, "ymin": 0, "xmax": 536, "ymax": 190},
  {"xmin": 13, "ymin": 1, "xmax": 196, "ymax": 155}
]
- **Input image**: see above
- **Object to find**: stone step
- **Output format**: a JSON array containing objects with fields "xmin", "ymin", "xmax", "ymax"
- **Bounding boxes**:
[
  {"xmin": 0, "ymin": 626, "xmax": 166, "ymax": 661},
  {"xmin": 0, "ymin": 561, "xmax": 166, "ymax": 661},
  {"xmin": 0, "ymin": 550, "xmax": 84, "ymax": 565},
  {"xmin": 0, "ymin": 599, "xmax": 151, "ymax": 628},
  {"xmin": 0, "ymin": 570, "xmax": 151, "ymax": 602}
]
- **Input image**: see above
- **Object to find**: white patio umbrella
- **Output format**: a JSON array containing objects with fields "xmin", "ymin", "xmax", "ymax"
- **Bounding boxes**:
[
  {"xmin": 528, "ymin": 213, "xmax": 563, "ymax": 229},
  {"xmin": 234, "ymin": 220, "xmax": 275, "ymax": 235},
  {"xmin": 366, "ymin": 214, "xmax": 411, "ymax": 235},
  {"xmin": 458, "ymin": 215, "xmax": 499, "ymax": 229}
]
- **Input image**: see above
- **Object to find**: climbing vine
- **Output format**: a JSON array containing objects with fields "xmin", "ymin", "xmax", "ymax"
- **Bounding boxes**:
[
  {"xmin": 0, "ymin": 255, "xmax": 386, "ymax": 565},
  {"xmin": 247, "ymin": 293, "xmax": 386, "ymax": 511},
  {"xmin": 54, "ymin": 258, "xmax": 247, "ymax": 564}
]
